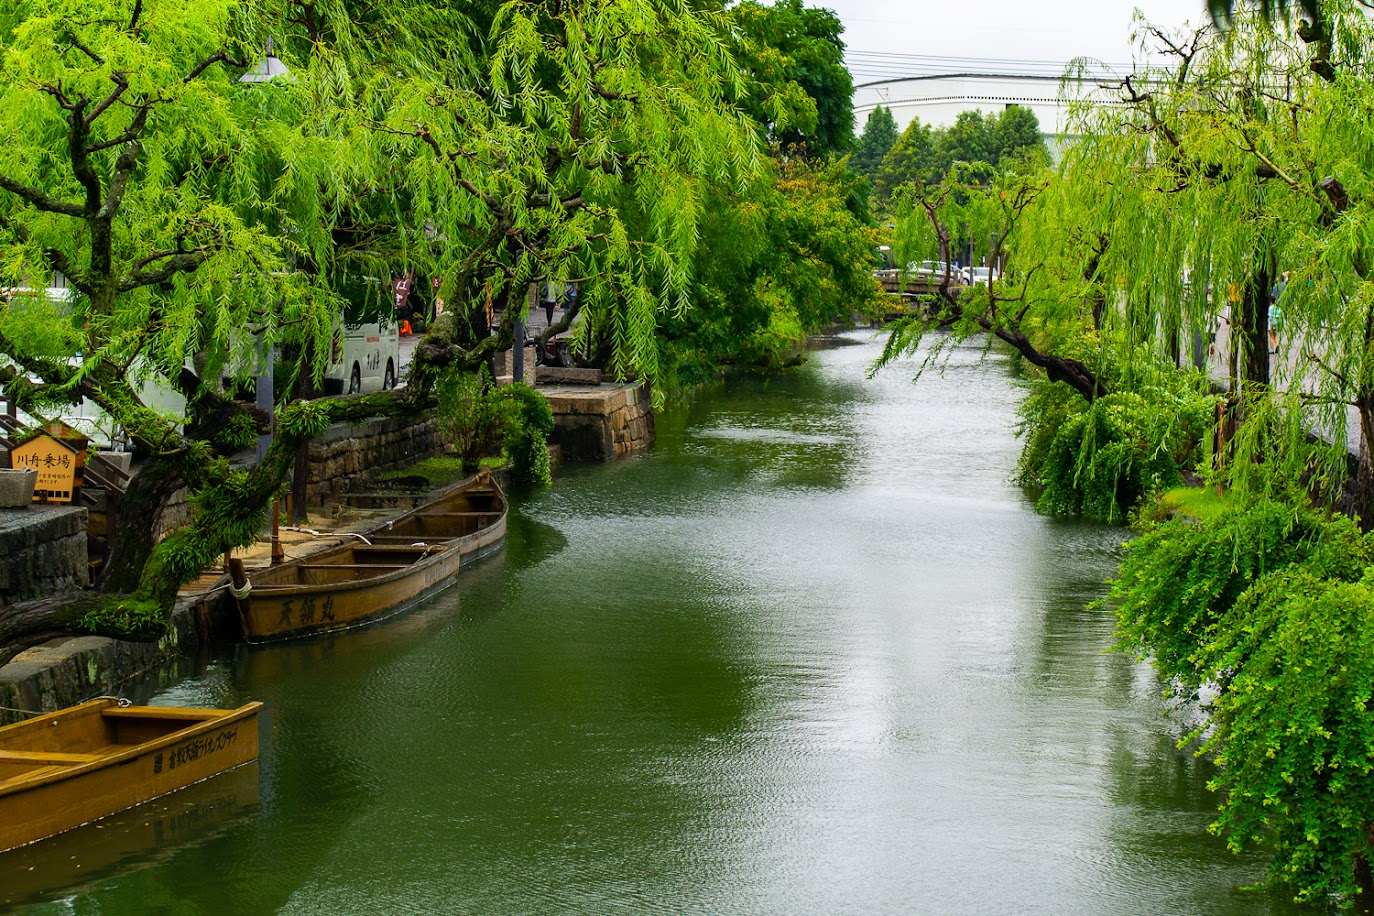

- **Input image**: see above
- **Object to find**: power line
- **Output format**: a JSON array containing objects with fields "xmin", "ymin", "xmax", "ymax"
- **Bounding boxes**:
[{"xmin": 842, "ymin": 49, "xmax": 1136, "ymax": 81}]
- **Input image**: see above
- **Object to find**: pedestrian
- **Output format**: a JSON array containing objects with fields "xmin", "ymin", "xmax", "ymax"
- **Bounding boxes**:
[
  {"xmin": 1269, "ymin": 271, "xmax": 1287, "ymax": 353},
  {"xmin": 542, "ymin": 279, "xmax": 558, "ymax": 326}
]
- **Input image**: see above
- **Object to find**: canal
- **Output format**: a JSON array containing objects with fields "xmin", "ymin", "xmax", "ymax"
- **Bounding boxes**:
[{"xmin": 8, "ymin": 331, "xmax": 1303, "ymax": 914}]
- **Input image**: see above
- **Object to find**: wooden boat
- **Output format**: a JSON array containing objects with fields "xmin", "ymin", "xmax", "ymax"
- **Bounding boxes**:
[
  {"xmin": 0, "ymin": 698, "xmax": 262, "ymax": 854},
  {"xmin": 235, "ymin": 471, "xmax": 507, "ymax": 643},
  {"xmin": 366, "ymin": 470, "xmax": 507, "ymax": 562}
]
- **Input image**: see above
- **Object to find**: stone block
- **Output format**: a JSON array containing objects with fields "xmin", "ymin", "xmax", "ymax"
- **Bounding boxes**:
[
  {"xmin": 0, "ymin": 505, "xmax": 88, "ymax": 607},
  {"xmin": 537, "ymin": 367, "xmax": 602, "ymax": 386}
]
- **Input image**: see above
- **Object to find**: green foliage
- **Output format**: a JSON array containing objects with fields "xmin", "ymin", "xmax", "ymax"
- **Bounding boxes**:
[
  {"xmin": 852, "ymin": 105, "xmax": 898, "ymax": 177},
  {"xmin": 502, "ymin": 383, "xmax": 555, "ymax": 487},
  {"xmin": 665, "ymin": 156, "xmax": 884, "ymax": 385},
  {"xmin": 74, "ymin": 595, "xmax": 165, "ymax": 641},
  {"xmin": 1112, "ymin": 503, "xmax": 1372, "ymax": 694},
  {"xmin": 728, "ymin": 0, "xmax": 855, "ymax": 155},
  {"xmin": 1204, "ymin": 570, "xmax": 1374, "ymax": 904},
  {"xmin": 1016, "ymin": 367, "xmax": 1218, "ymax": 522},
  {"xmin": 276, "ymin": 399, "xmax": 334, "ymax": 439},
  {"xmin": 873, "ymin": 107, "xmax": 1049, "ymax": 199},
  {"xmin": 1145, "ymin": 485, "xmax": 1236, "ymax": 525},
  {"xmin": 873, "ymin": 118, "xmax": 934, "ymax": 200},
  {"xmin": 381, "ymin": 0, "xmax": 758, "ymax": 393},
  {"xmin": 440, "ymin": 374, "xmax": 553, "ymax": 487},
  {"xmin": 210, "ymin": 411, "xmax": 259, "ymax": 453},
  {"xmin": 1113, "ymin": 502, "xmax": 1374, "ymax": 903}
]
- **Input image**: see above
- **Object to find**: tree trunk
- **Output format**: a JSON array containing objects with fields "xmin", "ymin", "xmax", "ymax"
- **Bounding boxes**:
[
  {"xmin": 1351, "ymin": 384, "xmax": 1374, "ymax": 530},
  {"xmin": 0, "ymin": 598, "xmax": 85, "ymax": 664},
  {"xmin": 96, "ymin": 457, "xmax": 185, "ymax": 593},
  {"xmin": 1239, "ymin": 263, "xmax": 1272, "ymax": 391},
  {"xmin": 289, "ymin": 341, "xmax": 319, "ymax": 525}
]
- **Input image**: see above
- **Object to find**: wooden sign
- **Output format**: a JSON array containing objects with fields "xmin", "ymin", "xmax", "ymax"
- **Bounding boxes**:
[{"xmin": 10, "ymin": 433, "xmax": 84, "ymax": 503}]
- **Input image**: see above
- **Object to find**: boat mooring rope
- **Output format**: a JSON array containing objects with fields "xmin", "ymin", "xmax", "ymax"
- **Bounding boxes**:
[{"xmin": 0, "ymin": 696, "xmax": 128, "ymax": 716}]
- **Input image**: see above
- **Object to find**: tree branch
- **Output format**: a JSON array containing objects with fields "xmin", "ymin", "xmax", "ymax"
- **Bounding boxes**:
[{"xmin": 0, "ymin": 176, "xmax": 86, "ymax": 217}]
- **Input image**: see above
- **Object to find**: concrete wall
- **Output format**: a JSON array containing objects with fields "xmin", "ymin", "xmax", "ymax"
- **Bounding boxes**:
[
  {"xmin": 0, "ymin": 506, "xmax": 88, "ymax": 608},
  {"xmin": 543, "ymin": 382, "xmax": 654, "ymax": 461},
  {"xmin": 300, "ymin": 416, "xmax": 445, "ymax": 508}
]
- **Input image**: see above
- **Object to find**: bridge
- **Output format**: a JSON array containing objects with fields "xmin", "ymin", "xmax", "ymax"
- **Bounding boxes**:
[{"xmin": 874, "ymin": 269, "xmax": 967, "ymax": 297}]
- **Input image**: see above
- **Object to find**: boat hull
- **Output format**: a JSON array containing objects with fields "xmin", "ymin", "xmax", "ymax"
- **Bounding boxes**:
[
  {"xmin": 238, "ymin": 544, "xmax": 464, "ymax": 642},
  {"xmin": 237, "ymin": 472, "xmax": 507, "ymax": 643},
  {"xmin": 0, "ymin": 699, "xmax": 262, "ymax": 854}
]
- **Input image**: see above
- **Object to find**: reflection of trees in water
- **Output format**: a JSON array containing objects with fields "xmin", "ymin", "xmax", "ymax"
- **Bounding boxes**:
[
  {"xmin": 401, "ymin": 554, "xmax": 752, "ymax": 911},
  {"xmin": 650, "ymin": 364, "xmax": 864, "ymax": 494},
  {"xmin": 1021, "ymin": 524, "xmax": 1303, "ymax": 915},
  {"xmin": 502, "ymin": 510, "xmax": 568, "ymax": 572}
]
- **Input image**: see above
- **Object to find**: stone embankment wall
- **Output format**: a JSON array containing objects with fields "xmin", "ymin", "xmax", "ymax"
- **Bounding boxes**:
[
  {"xmin": 0, "ymin": 506, "xmax": 88, "ymax": 608},
  {"xmin": 543, "ymin": 382, "xmax": 654, "ymax": 461},
  {"xmin": 301, "ymin": 417, "xmax": 446, "ymax": 507},
  {"xmin": 0, "ymin": 591, "xmax": 218, "ymax": 725}
]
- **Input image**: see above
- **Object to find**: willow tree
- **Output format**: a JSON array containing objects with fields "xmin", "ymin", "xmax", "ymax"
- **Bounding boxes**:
[
  {"xmin": 0, "ymin": 1, "xmax": 462, "ymax": 642},
  {"xmin": 372, "ymin": 0, "xmax": 757, "ymax": 396},
  {"xmin": 1062, "ymin": 7, "xmax": 1374, "ymax": 511}
]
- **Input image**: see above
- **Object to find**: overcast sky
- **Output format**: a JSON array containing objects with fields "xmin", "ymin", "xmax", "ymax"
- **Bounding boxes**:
[{"xmin": 830, "ymin": 0, "xmax": 1211, "ymax": 84}]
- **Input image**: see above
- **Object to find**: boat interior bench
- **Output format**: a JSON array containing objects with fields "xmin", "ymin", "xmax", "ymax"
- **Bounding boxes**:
[
  {"xmin": 0, "ymin": 703, "xmax": 219, "ymax": 784},
  {"xmin": 0, "ymin": 750, "xmax": 103, "ymax": 765}
]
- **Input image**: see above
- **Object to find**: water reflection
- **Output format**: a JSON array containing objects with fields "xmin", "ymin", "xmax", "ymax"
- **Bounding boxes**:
[{"xmin": 1, "ymin": 764, "xmax": 259, "ymax": 913}]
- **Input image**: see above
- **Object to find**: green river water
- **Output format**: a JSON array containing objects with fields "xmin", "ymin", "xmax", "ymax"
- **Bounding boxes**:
[{"xmin": 3, "ymin": 331, "xmax": 1309, "ymax": 914}]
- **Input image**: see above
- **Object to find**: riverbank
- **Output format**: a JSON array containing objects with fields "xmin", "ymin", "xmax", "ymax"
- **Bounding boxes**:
[{"xmin": 0, "ymin": 379, "xmax": 655, "ymax": 724}]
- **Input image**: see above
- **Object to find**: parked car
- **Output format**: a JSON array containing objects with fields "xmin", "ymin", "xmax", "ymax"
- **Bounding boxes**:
[
  {"xmin": 963, "ymin": 266, "xmax": 999, "ymax": 286},
  {"xmin": 907, "ymin": 260, "xmax": 956, "ymax": 280}
]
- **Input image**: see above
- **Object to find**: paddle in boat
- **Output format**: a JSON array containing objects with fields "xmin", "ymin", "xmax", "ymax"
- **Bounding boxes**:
[
  {"xmin": 232, "ymin": 470, "xmax": 507, "ymax": 642},
  {"xmin": 0, "ymin": 697, "xmax": 262, "ymax": 854}
]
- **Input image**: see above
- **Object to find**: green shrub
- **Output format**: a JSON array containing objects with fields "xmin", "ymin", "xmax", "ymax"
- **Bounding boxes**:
[
  {"xmin": 1111, "ymin": 503, "xmax": 1374, "ymax": 903},
  {"xmin": 1111, "ymin": 502, "xmax": 1373, "ymax": 695},
  {"xmin": 1016, "ymin": 357, "xmax": 1218, "ymax": 522},
  {"xmin": 438, "ymin": 372, "xmax": 554, "ymax": 487}
]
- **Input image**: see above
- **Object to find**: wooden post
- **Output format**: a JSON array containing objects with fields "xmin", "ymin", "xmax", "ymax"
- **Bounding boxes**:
[{"xmin": 270, "ymin": 499, "xmax": 284, "ymax": 566}]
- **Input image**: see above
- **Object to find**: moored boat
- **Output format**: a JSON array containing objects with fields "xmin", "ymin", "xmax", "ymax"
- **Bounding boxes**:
[
  {"xmin": 367, "ymin": 470, "xmax": 507, "ymax": 562},
  {"xmin": 234, "ymin": 471, "xmax": 507, "ymax": 642},
  {"xmin": 0, "ymin": 698, "xmax": 262, "ymax": 854}
]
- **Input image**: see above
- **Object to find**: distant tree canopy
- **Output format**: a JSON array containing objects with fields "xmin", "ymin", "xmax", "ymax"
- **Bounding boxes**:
[
  {"xmin": 728, "ymin": 0, "xmax": 855, "ymax": 156},
  {"xmin": 851, "ymin": 105, "xmax": 898, "ymax": 177},
  {"xmin": 873, "ymin": 106, "xmax": 1049, "ymax": 199}
]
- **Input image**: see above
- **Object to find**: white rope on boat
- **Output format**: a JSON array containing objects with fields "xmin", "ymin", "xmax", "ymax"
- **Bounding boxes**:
[
  {"xmin": 228, "ymin": 579, "xmax": 253, "ymax": 600},
  {"xmin": 280, "ymin": 525, "xmax": 321, "ymax": 536}
]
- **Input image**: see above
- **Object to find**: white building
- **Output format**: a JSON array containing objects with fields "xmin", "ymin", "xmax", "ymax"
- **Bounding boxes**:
[{"xmin": 853, "ymin": 72, "xmax": 1117, "ymax": 142}]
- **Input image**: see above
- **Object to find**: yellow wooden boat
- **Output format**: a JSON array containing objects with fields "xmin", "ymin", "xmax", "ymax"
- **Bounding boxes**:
[
  {"xmin": 0, "ymin": 698, "xmax": 262, "ymax": 854},
  {"xmin": 366, "ymin": 470, "xmax": 507, "ymax": 560},
  {"xmin": 235, "ymin": 472, "xmax": 507, "ymax": 643}
]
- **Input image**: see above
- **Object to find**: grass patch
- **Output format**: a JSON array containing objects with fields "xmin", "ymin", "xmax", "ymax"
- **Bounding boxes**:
[
  {"xmin": 379, "ymin": 456, "xmax": 471, "ymax": 488},
  {"xmin": 1153, "ymin": 485, "xmax": 1234, "ymax": 523}
]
